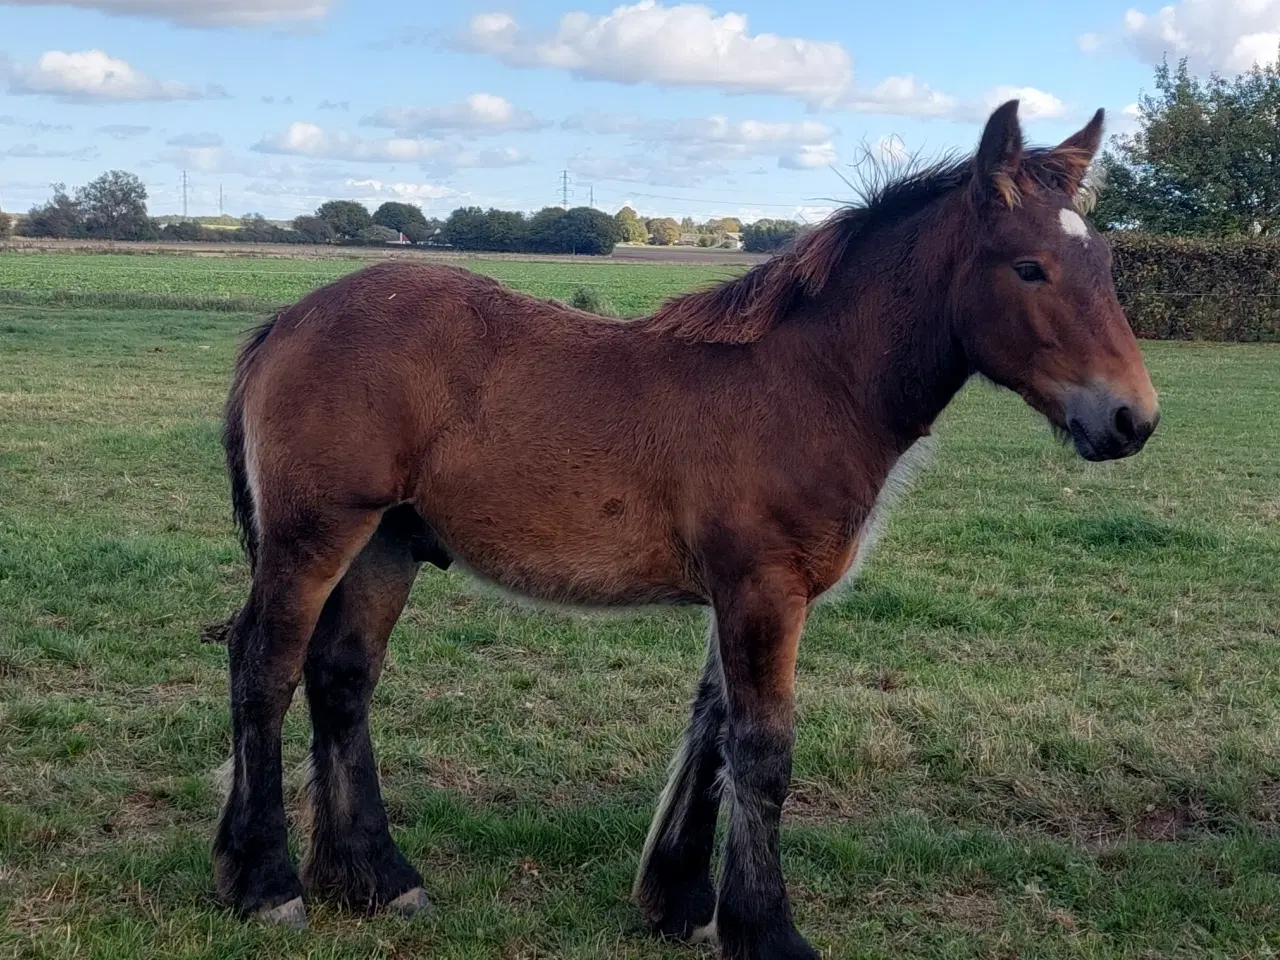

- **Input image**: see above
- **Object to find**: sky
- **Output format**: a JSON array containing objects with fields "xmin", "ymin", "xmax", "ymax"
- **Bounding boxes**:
[{"xmin": 0, "ymin": 0, "xmax": 1276, "ymax": 224}]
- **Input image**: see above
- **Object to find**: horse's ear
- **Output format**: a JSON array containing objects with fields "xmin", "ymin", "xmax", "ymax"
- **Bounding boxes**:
[
  {"xmin": 972, "ymin": 100, "xmax": 1024, "ymax": 210},
  {"xmin": 1049, "ymin": 107, "xmax": 1105, "ymax": 194}
]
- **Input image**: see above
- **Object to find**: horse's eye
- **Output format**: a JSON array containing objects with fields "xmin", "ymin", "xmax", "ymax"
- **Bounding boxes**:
[{"xmin": 1014, "ymin": 261, "xmax": 1047, "ymax": 284}]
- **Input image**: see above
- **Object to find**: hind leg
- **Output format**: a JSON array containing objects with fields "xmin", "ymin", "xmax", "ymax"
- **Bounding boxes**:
[
  {"xmin": 213, "ymin": 506, "xmax": 381, "ymax": 924},
  {"xmin": 633, "ymin": 621, "xmax": 726, "ymax": 940},
  {"xmin": 300, "ymin": 506, "xmax": 429, "ymax": 914}
]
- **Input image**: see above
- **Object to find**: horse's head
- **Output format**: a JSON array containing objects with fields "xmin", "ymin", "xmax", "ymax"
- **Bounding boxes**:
[{"xmin": 956, "ymin": 100, "xmax": 1159, "ymax": 461}]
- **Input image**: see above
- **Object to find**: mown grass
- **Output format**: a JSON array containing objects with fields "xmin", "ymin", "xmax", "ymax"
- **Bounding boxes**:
[
  {"xmin": 0, "ymin": 256, "xmax": 1278, "ymax": 959},
  {"xmin": 0, "ymin": 252, "xmax": 729, "ymax": 317}
]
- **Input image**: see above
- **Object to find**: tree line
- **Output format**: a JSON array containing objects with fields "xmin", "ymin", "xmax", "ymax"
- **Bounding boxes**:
[{"xmin": 0, "ymin": 173, "xmax": 803, "ymax": 255}]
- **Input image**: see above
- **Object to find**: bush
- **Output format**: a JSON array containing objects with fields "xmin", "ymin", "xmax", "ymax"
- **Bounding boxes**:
[
  {"xmin": 0, "ymin": 209, "xmax": 10, "ymax": 239},
  {"xmin": 1108, "ymin": 233, "xmax": 1280, "ymax": 341},
  {"xmin": 568, "ymin": 285, "xmax": 618, "ymax": 317}
]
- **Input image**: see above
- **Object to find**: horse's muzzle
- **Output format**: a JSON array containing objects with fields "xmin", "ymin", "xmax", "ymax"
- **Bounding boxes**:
[{"xmin": 1065, "ymin": 387, "xmax": 1160, "ymax": 462}]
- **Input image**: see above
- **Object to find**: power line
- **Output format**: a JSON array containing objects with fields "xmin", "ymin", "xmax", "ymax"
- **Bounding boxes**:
[
  {"xmin": 560, "ymin": 169, "xmax": 573, "ymax": 210},
  {"xmin": 181, "ymin": 170, "xmax": 189, "ymax": 220}
]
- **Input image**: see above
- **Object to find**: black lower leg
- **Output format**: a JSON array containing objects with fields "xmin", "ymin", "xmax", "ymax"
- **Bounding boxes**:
[
  {"xmin": 213, "ymin": 599, "xmax": 307, "ymax": 917},
  {"xmin": 300, "ymin": 590, "xmax": 422, "ymax": 910},
  {"xmin": 717, "ymin": 724, "xmax": 815, "ymax": 960},
  {"xmin": 634, "ymin": 629, "xmax": 726, "ymax": 939}
]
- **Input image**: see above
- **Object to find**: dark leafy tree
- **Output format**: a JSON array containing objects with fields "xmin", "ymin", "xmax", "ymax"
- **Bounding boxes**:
[
  {"xmin": 315, "ymin": 200, "xmax": 372, "ymax": 240},
  {"xmin": 77, "ymin": 170, "xmax": 155, "ymax": 240},
  {"xmin": 371, "ymin": 201, "xmax": 428, "ymax": 235},
  {"xmin": 1095, "ymin": 52, "xmax": 1280, "ymax": 235},
  {"xmin": 21, "ymin": 183, "xmax": 85, "ymax": 238}
]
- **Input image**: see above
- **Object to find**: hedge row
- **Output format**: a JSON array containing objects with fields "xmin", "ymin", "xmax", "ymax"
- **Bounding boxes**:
[{"xmin": 1107, "ymin": 233, "xmax": 1280, "ymax": 342}]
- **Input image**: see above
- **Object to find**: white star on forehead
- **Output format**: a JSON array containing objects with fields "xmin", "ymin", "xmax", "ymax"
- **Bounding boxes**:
[{"xmin": 1059, "ymin": 208, "xmax": 1089, "ymax": 243}]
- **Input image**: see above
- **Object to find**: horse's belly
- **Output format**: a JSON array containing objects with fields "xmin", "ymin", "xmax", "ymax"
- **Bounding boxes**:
[{"xmin": 415, "ymin": 483, "xmax": 698, "ymax": 607}]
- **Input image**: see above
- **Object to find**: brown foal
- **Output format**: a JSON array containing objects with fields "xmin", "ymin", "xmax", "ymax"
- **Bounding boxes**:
[{"xmin": 211, "ymin": 101, "xmax": 1158, "ymax": 958}]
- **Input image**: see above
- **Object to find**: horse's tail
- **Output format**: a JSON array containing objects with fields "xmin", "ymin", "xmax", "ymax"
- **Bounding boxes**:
[{"xmin": 224, "ymin": 313, "xmax": 279, "ymax": 572}]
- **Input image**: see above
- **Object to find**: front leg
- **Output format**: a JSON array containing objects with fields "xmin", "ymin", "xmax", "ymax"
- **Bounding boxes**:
[
  {"xmin": 633, "ymin": 623, "xmax": 727, "ymax": 939},
  {"xmin": 712, "ymin": 572, "xmax": 817, "ymax": 960}
]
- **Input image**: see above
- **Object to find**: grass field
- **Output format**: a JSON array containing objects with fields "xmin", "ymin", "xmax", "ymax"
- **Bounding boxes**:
[
  {"xmin": 1, "ymin": 252, "xmax": 1279, "ymax": 959},
  {"xmin": 0, "ymin": 251, "xmax": 732, "ymax": 317}
]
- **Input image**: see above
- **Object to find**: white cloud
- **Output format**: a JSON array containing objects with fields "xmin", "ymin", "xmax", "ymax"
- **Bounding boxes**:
[
  {"xmin": 835, "ymin": 75, "xmax": 958, "ymax": 117},
  {"xmin": 983, "ymin": 85, "xmax": 1068, "ymax": 121},
  {"xmin": 252, "ymin": 121, "xmax": 529, "ymax": 172},
  {"xmin": 363, "ymin": 94, "xmax": 545, "ymax": 136},
  {"xmin": 0, "ymin": 0, "xmax": 335, "ymax": 28},
  {"xmin": 872, "ymin": 133, "xmax": 910, "ymax": 165},
  {"xmin": 3, "ymin": 49, "xmax": 219, "ymax": 103},
  {"xmin": 341, "ymin": 178, "xmax": 457, "ymax": 204},
  {"xmin": 1092, "ymin": 1, "xmax": 1280, "ymax": 73},
  {"xmin": 461, "ymin": 2, "xmax": 853, "ymax": 104},
  {"xmin": 779, "ymin": 141, "xmax": 836, "ymax": 169}
]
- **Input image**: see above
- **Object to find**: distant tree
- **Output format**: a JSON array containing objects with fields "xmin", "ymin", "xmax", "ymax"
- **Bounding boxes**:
[
  {"xmin": 613, "ymin": 205, "xmax": 647, "ymax": 243},
  {"xmin": 742, "ymin": 218, "xmax": 801, "ymax": 253},
  {"xmin": 441, "ymin": 206, "xmax": 527, "ymax": 251},
  {"xmin": 1096, "ymin": 52, "xmax": 1280, "ymax": 234},
  {"xmin": 0, "ymin": 208, "xmax": 11, "ymax": 240},
  {"xmin": 484, "ymin": 208, "xmax": 528, "ymax": 252},
  {"xmin": 233, "ymin": 214, "xmax": 275, "ymax": 243},
  {"xmin": 560, "ymin": 206, "xmax": 623, "ymax": 255},
  {"xmin": 679, "ymin": 216, "xmax": 695, "ymax": 231},
  {"xmin": 315, "ymin": 200, "xmax": 372, "ymax": 240},
  {"xmin": 77, "ymin": 170, "xmax": 154, "ymax": 240},
  {"xmin": 647, "ymin": 217, "xmax": 680, "ymax": 245},
  {"xmin": 291, "ymin": 214, "xmax": 336, "ymax": 244},
  {"xmin": 440, "ymin": 206, "xmax": 488, "ymax": 250},
  {"xmin": 21, "ymin": 183, "xmax": 85, "ymax": 238},
  {"xmin": 719, "ymin": 217, "xmax": 742, "ymax": 233},
  {"xmin": 371, "ymin": 201, "xmax": 428, "ymax": 235},
  {"xmin": 525, "ymin": 206, "xmax": 568, "ymax": 252}
]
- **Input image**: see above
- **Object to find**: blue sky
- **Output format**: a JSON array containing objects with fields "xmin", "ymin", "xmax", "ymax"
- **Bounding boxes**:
[{"xmin": 0, "ymin": 0, "xmax": 1274, "ymax": 223}]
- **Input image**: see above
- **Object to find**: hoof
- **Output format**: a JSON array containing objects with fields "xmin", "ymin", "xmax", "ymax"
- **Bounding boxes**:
[
  {"xmin": 388, "ymin": 886, "xmax": 434, "ymax": 918},
  {"xmin": 254, "ymin": 896, "xmax": 308, "ymax": 929},
  {"xmin": 691, "ymin": 919, "xmax": 718, "ymax": 945}
]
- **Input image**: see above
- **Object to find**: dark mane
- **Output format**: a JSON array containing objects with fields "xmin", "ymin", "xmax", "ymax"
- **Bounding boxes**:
[{"xmin": 643, "ymin": 147, "xmax": 1093, "ymax": 345}]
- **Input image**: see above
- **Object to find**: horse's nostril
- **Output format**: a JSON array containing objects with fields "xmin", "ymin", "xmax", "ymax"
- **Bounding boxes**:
[{"xmin": 1113, "ymin": 404, "xmax": 1137, "ymax": 443}]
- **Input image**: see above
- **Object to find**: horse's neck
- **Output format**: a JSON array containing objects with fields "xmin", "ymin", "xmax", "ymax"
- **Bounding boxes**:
[{"xmin": 812, "ymin": 231, "xmax": 971, "ymax": 454}]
